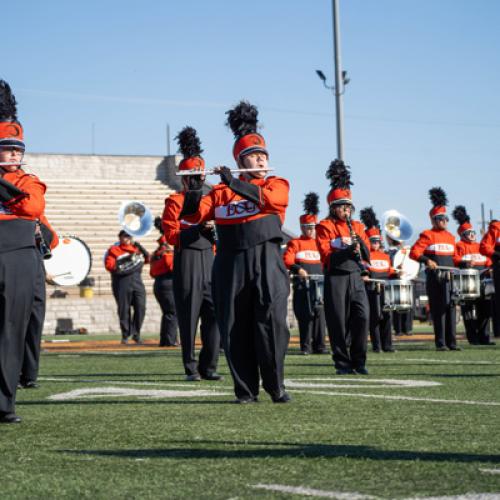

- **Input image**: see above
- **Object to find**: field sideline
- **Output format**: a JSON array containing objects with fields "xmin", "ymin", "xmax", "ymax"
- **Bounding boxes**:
[{"xmin": 2, "ymin": 339, "xmax": 500, "ymax": 499}]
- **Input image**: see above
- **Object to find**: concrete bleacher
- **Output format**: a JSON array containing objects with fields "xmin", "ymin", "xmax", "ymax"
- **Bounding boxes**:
[
  {"xmin": 23, "ymin": 153, "xmax": 181, "ymax": 334},
  {"xmin": 43, "ymin": 177, "xmax": 174, "ymax": 296}
]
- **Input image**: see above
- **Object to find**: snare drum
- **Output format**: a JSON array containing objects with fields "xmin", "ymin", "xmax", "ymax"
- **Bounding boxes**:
[
  {"xmin": 481, "ymin": 278, "xmax": 495, "ymax": 300},
  {"xmin": 44, "ymin": 236, "xmax": 92, "ymax": 286},
  {"xmin": 452, "ymin": 269, "xmax": 480, "ymax": 301},
  {"xmin": 383, "ymin": 280, "xmax": 413, "ymax": 311}
]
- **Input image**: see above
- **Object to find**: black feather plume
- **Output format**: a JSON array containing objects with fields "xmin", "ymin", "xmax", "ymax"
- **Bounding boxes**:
[
  {"xmin": 452, "ymin": 205, "xmax": 470, "ymax": 226},
  {"xmin": 326, "ymin": 159, "xmax": 353, "ymax": 189},
  {"xmin": 226, "ymin": 100, "xmax": 259, "ymax": 139},
  {"xmin": 0, "ymin": 80, "xmax": 18, "ymax": 121},
  {"xmin": 359, "ymin": 207, "xmax": 380, "ymax": 230},
  {"xmin": 303, "ymin": 192, "xmax": 319, "ymax": 216},
  {"xmin": 429, "ymin": 187, "xmax": 448, "ymax": 208},
  {"xmin": 175, "ymin": 126, "xmax": 203, "ymax": 158}
]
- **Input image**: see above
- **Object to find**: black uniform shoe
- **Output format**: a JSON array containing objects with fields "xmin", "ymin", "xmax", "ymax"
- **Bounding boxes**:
[
  {"xmin": 133, "ymin": 337, "xmax": 144, "ymax": 345},
  {"xmin": 436, "ymin": 346, "xmax": 448, "ymax": 351},
  {"xmin": 121, "ymin": 338, "xmax": 129, "ymax": 345},
  {"xmin": 383, "ymin": 348, "xmax": 396, "ymax": 353},
  {"xmin": 313, "ymin": 349, "xmax": 329, "ymax": 354},
  {"xmin": 480, "ymin": 341, "xmax": 496, "ymax": 346},
  {"xmin": 272, "ymin": 392, "xmax": 291, "ymax": 403},
  {"xmin": 0, "ymin": 413, "xmax": 22, "ymax": 424},
  {"xmin": 335, "ymin": 368, "xmax": 354, "ymax": 375},
  {"xmin": 449, "ymin": 346, "xmax": 462, "ymax": 351},
  {"xmin": 21, "ymin": 381, "xmax": 39, "ymax": 389},
  {"xmin": 354, "ymin": 367, "xmax": 369, "ymax": 375},
  {"xmin": 185, "ymin": 373, "xmax": 201, "ymax": 382},
  {"xmin": 234, "ymin": 396, "xmax": 258, "ymax": 404},
  {"xmin": 300, "ymin": 350, "xmax": 310, "ymax": 356},
  {"xmin": 200, "ymin": 372, "xmax": 223, "ymax": 381},
  {"xmin": 372, "ymin": 349, "xmax": 381, "ymax": 353}
]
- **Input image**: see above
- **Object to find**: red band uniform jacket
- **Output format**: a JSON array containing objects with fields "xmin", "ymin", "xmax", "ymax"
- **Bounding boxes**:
[
  {"xmin": 150, "ymin": 236, "xmax": 174, "ymax": 278},
  {"xmin": 315, "ymin": 218, "xmax": 370, "ymax": 274},
  {"xmin": 409, "ymin": 228, "xmax": 456, "ymax": 267},
  {"xmin": 283, "ymin": 236, "xmax": 322, "ymax": 276}
]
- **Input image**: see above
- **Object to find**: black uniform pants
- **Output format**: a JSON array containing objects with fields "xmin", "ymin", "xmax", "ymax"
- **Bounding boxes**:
[
  {"xmin": 461, "ymin": 298, "xmax": 492, "ymax": 345},
  {"xmin": 492, "ymin": 264, "xmax": 500, "ymax": 337},
  {"xmin": 174, "ymin": 249, "xmax": 219, "ymax": 377},
  {"xmin": 292, "ymin": 282, "xmax": 326, "ymax": 353},
  {"xmin": 153, "ymin": 275, "xmax": 178, "ymax": 346},
  {"xmin": 393, "ymin": 310, "xmax": 413, "ymax": 334},
  {"xmin": 426, "ymin": 272, "xmax": 457, "ymax": 348},
  {"xmin": 367, "ymin": 289, "xmax": 393, "ymax": 352},
  {"xmin": 20, "ymin": 255, "xmax": 46, "ymax": 384},
  {"xmin": 0, "ymin": 247, "xmax": 39, "ymax": 414},
  {"xmin": 324, "ymin": 272, "xmax": 369, "ymax": 370},
  {"xmin": 112, "ymin": 273, "xmax": 146, "ymax": 340},
  {"xmin": 212, "ymin": 241, "xmax": 290, "ymax": 400}
]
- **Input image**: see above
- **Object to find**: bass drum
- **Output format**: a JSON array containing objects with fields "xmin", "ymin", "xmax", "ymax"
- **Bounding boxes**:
[
  {"xmin": 393, "ymin": 247, "xmax": 420, "ymax": 280},
  {"xmin": 44, "ymin": 236, "xmax": 92, "ymax": 286}
]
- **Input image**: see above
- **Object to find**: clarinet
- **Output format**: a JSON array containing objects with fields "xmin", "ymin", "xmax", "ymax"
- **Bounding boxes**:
[{"xmin": 345, "ymin": 214, "xmax": 367, "ymax": 274}]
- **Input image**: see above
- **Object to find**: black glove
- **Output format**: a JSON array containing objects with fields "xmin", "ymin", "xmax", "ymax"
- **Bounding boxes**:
[
  {"xmin": 459, "ymin": 261, "xmax": 472, "ymax": 269},
  {"xmin": 187, "ymin": 175, "xmax": 204, "ymax": 191},
  {"xmin": 0, "ymin": 177, "xmax": 26, "ymax": 204},
  {"xmin": 219, "ymin": 166, "xmax": 233, "ymax": 186},
  {"xmin": 492, "ymin": 251, "xmax": 500, "ymax": 263},
  {"xmin": 134, "ymin": 242, "xmax": 149, "ymax": 258}
]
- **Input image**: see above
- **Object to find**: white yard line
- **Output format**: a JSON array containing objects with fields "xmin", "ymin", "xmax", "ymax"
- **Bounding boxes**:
[
  {"xmin": 285, "ymin": 378, "xmax": 441, "ymax": 389},
  {"xmin": 289, "ymin": 390, "xmax": 500, "ymax": 407},
  {"xmin": 48, "ymin": 387, "xmax": 230, "ymax": 401},
  {"xmin": 251, "ymin": 484, "xmax": 500, "ymax": 500},
  {"xmin": 251, "ymin": 483, "xmax": 379, "ymax": 499},
  {"xmin": 39, "ymin": 377, "xmax": 224, "ymax": 389},
  {"xmin": 479, "ymin": 468, "xmax": 500, "ymax": 475},
  {"xmin": 402, "ymin": 358, "xmax": 499, "ymax": 365}
]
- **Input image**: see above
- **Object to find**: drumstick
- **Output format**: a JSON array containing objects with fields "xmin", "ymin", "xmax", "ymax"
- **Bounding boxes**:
[
  {"xmin": 0, "ymin": 162, "xmax": 27, "ymax": 167},
  {"xmin": 52, "ymin": 272, "xmax": 73, "ymax": 278}
]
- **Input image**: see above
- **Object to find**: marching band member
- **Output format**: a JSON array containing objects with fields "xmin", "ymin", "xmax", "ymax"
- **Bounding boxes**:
[
  {"xmin": 360, "ymin": 207, "xmax": 396, "ymax": 353},
  {"xmin": 104, "ymin": 230, "xmax": 149, "ymax": 344},
  {"xmin": 19, "ymin": 214, "xmax": 59, "ymax": 389},
  {"xmin": 150, "ymin": 217, "xmax": 178, "ymax": 347},
  {"xmin": 479, "ymin": 218, "xmax": 500, "ymax": 338},
  {"xmin": 283, "ymin": 193, "xmax": 327, "ymax": 355},
  {"xmin": 180, "ymin": 101, "xmax": 290, "ymax": 403},
  {"xmin": 316, "ymin": 160, "xmax": 371, "ymax": 375},
  {"xmin": 162, "ymin": 127, "xmax": 221, "ymax": 382},
  {"xmin": 452, "ymin": 206, "xmax": 494, "ymax": 346},
  {"xmin": 386, "ymin": 234, "xmax": 414, "ymax": 336},
  {"xmin": 410, "ymin": 188, "xmax": 459, "ymax": 351},
  {"xmin": 0, "ymin": 80, "xmax": 47, "ymax": 423}
]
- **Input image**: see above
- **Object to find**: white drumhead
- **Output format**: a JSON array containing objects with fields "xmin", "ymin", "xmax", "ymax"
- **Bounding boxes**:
[
  {"xmin": 393, "ymin": 247, "xmax": 420, "ymax": 280},
  {"xmin": 44, "ymin": 236, "xmax": 92, "ymax": 286}
]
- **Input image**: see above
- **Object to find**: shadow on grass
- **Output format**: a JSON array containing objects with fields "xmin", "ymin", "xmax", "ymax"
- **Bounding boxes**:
[{"xmin": 57, "ymin": 440, "xmax": 500, "ymax": 463}]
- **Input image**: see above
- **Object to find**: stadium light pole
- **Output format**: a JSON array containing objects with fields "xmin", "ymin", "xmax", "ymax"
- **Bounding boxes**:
[{"xmin": 316, "ymin": 0, "xmax": 349, "ymax": 161}]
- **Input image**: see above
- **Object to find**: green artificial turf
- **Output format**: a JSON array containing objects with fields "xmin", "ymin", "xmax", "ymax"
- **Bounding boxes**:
[{"xmin": 2, "ymin": 342, "xmax": 499, "ymax": 499}]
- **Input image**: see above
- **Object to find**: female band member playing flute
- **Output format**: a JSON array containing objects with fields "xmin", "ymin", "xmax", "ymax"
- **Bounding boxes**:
[{"xmin": 180, "ymin": 101, "xmax": 291, "ymax": 404}]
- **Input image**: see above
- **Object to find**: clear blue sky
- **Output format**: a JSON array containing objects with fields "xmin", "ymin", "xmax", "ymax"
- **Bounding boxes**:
[{"xmin": 5, "ymin": 0, "xmax": 500, "ymax": 237}]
